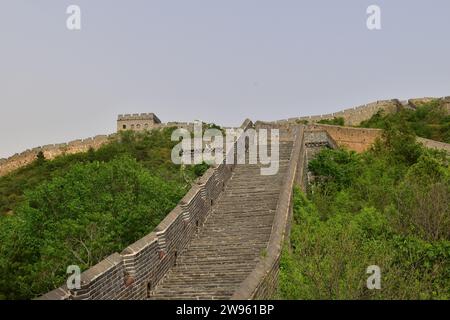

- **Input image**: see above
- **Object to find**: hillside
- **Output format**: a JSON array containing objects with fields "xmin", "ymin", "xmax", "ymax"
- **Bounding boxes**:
[
  {"xmin": 360, "ymin": 99, "xmax": 450, "ymax": 143},
  {"xmin": 279, "ymin": 127, "xmax": 450, "ymax": 299},
  {"xmin": 0, "ymin": 128, "xmax": 208, "ymax": 299}
]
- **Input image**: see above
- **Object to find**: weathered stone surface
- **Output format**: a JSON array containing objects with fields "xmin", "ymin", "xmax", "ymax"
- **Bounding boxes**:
[
  {"xmin": 117, "ymin": 113, "xmax": 161, "ymax": 132},
  {"xmin": 149, "ymin": 138, "xmax": 294, "ymax": 300}
]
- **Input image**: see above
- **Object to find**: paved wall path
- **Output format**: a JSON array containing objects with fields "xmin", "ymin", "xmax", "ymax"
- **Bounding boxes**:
[{"xmin": 149, "ymin": 138, "xmax": 293, "ymax": 300}]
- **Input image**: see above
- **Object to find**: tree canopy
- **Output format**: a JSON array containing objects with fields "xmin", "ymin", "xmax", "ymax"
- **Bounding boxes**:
[
  {"xmin": 360, "ymin": 99, "xmax": 450, "ymax": 143},
  {"xmin": 279, "ymin": 128, "xmax": 450, "ymax": 299},
  {"xmin": 0, "ymin": 128, "xmax": 209, "ymax": 299}
]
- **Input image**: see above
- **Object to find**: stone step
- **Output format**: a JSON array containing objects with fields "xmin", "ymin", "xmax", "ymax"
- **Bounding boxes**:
[{"xmin": 149, "ymin": 130, "xmax": 294, "ymax": 300}]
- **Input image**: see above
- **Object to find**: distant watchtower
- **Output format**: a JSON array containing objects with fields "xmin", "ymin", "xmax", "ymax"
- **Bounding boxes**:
[{"xmin": 117, "ymin": 113, "xmax": 161, "ymax": 132}]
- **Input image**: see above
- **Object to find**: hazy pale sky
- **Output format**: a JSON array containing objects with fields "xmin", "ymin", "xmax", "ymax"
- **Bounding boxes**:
[{"xmin": 1, "ymin": 0, "xmax": 450, "ymax": 158}]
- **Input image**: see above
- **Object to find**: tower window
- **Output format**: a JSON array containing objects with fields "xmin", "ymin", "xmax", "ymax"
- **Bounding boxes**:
[{"xmin": 123, "ymin": 125, "xmax": 127, "ymax": 129}]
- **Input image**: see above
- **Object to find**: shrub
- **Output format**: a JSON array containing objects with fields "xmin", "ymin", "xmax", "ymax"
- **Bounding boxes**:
[{"xmin": 279, "ymin": 126, "xmax": 450, "ymax": 299}]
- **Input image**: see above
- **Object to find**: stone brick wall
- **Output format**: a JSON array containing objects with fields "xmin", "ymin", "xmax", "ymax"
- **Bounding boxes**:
[
  {"xmin": 255, "ymin": 121, "xmax": 381, "ymax": 153},
  {"xmin": 267, "ymin": 96, "xmax": 450, "ymax": 126},
  {"xmin": 38, "ymin": 119, "xmax": 253, "ymax": 300},
  {"xmin": 417, "ymin": 137, "xmax": 450, "ymax": 153},
  {"xmin": 306, "ymin": 124, "xmax": 450, "ymax": 154},
  {"xmin": 0, "ymin": 134, "xmax": 116, "ymax": 178},
  {"xmin": 268, "ymin": 99, "xmax": 401, "ymax": 126},
  {"xmin": 307, "ymin": 124, "xmax": 382, "ymax": 152},
  {"xmin": 117, "ymin": 113, "xmax": 161, "ymax": 132}
]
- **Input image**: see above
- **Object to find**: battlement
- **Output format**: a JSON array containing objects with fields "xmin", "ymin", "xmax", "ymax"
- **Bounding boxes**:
[
  {"xmin": 0, "ymin": 134, "xmax": 116, "ymax": 177},
  {"xmin": 266, "ymin": 96, "xmax": 450, "ymax": 126},
  {"xmin": 117, "ymin": 113, "xmax": 161, "ymax": 122}
]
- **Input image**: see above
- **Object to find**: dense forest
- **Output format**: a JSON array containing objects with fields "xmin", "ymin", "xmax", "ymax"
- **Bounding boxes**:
[
  {"xmin": 279, "ymin": 127, "xmax": 450, "ymax": 299},
  {"xmin": 0, "ymin": 128, "xmax": 208, "ymax": 300},
  {"xmin": 360, "ymin": 99, "xmax": 450, "ymax": 143}
]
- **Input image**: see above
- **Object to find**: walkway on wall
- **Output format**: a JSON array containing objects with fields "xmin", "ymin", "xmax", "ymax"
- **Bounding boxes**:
[{"xmin": 149, "ymin": 137, "xmax": 294, "ymax": 300}]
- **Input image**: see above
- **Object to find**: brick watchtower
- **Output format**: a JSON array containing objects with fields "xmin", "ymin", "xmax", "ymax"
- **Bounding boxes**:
[{"xmin": 117, "ymin": 113, "xmax": 161, "ymax": 132}]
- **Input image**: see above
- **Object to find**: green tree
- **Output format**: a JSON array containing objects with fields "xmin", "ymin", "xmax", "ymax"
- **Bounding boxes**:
[
  {"xmin": 0, "ymin": 127, "xmax": 211, "ymax": 299},
  {"xmin": 279, "ymin": 127, "xmax": 450, "ymax": 299},
  {"xmin": 0, "ymin": 156, "xmax": 185, "ymax": 299}
]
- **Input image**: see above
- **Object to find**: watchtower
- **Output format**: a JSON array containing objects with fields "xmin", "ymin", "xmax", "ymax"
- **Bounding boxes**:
[{"xmin": 117, "ymin": 113, "xmax": 161, "ymax": 132}]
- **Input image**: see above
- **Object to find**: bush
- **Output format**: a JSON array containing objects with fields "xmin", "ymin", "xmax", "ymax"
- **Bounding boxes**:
[
  {"xmin": 279, "ymin": 127, "xmax": 450, "ymax": 299},
  {"xmin": 0, "ymin": 128, "xmax": 206, "ymax": 216},
  {"xmin": 360, "ymin": 100, "xmax": 450, "ymax": 143},
  {"xmin": 0, "ymin": 128, "xmax": 211, "ymax": 299},
  {"xmin": 318, "ymin": 117, "xmax": 345, "ymax": 126},
  {"xmin": 0, "ymin": 156, "xmax": 186, "ymax": 299}
]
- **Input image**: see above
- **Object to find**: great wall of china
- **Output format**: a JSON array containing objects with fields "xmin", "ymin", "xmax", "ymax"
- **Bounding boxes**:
[
  {"xmin": 268, "ymin": 96, "xmax": 450, "ymax": 126},
  {"xmin": 2, "ymin": 96, "xmax": 449, "ymax": 178},
  {"xmin": 0, "ymin": 97, "xmax": 449, "ymax": 299},
  {"xmin": 0, "ymin": 121, "xmax": 229, "ymax": 177}
]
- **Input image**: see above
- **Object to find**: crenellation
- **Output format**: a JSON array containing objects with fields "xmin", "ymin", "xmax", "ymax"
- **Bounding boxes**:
[{"xmin": 0, "ymin": 134, "xmax": 116, "ymax": 177}]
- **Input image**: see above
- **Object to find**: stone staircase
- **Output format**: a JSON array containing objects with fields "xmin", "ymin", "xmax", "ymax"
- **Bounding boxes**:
[{"xmin": 149, "ymin": 138, "xmax": 294, "ymax": 300}]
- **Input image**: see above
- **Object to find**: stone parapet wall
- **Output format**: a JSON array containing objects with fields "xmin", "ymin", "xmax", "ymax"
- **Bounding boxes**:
[
  {"xmin": 117, "ymin": 113, "xmax": 161, "ymax": 121},
  {"xmin": 0, "ymin": 122, "xmax": 236, "ymax": 178},
  {"xmin": 0, "ymin": 134, "xmax": 116, "ymax": 178},
  {"xmin": 417, "ymin": 137, "xmax": 450, "ymax": 153},
  {"xmin": 307, "ymin": 124, "xmax": 450, "ymax": 153},
  {"xmin": 269, "ymin": 99, "xmax": 402, "ymax": 126},
  {"xmin": 306, "ymin": 124, "xmax": 382, "ymax": 152},
  {"xmin": 267, "ymin": 96, "xmax": 450, "ymax": 127}
]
